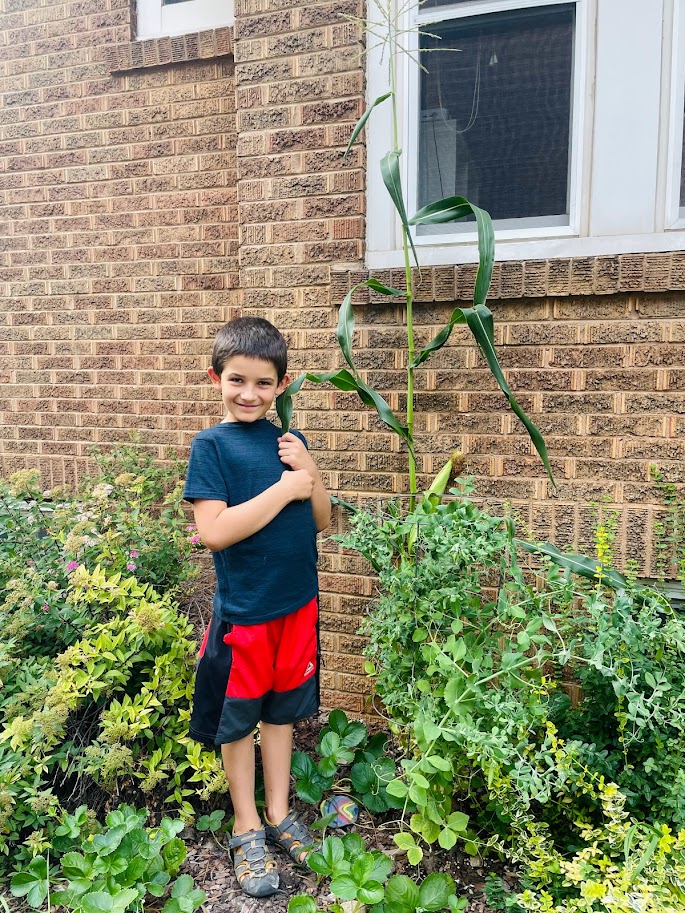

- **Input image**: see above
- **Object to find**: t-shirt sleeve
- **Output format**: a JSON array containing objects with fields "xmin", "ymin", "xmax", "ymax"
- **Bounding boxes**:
[
  {"xmin": 292, "ymin": 429, "xmax": 309, "ymax": 450},
  {"xmin": 183, "ymin": 437, "xmax": 229, "ymax": 504}
]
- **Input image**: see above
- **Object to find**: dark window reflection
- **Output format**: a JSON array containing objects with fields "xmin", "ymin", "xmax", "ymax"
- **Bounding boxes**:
[{"xmin": 418, "ymin": 4, "xmax": 575, "ymax": 226}]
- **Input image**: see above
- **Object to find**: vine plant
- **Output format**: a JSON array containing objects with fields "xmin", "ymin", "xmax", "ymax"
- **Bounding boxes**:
[{"xmin": 277, "ymin": 0, "xmax": 554, "ymax": 497}]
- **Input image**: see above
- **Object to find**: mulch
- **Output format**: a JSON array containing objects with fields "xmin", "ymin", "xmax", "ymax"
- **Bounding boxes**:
[{"xmin": 178, "ymin": 716, "xmax": 516, "ymax": 913}]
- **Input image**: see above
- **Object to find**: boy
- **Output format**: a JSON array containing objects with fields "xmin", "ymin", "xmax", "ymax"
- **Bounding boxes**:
[{"xmin": 183, "ymin": 317, "xmax": 331, "ymax": 897}]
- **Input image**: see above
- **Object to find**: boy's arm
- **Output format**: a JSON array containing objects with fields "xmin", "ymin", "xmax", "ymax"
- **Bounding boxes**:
[
  {"xmin": 278, "ymin": 432, "xmax": 332, "ymax": 532},
  {"xmin": 193, "ymin": 469, "xmax": 315, "ymax": 552}
]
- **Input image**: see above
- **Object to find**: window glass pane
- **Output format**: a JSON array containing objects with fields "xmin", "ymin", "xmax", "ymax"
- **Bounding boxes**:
[{"xmin": 417, "ymin": 4, "xmax": 575, "ymax": 230}]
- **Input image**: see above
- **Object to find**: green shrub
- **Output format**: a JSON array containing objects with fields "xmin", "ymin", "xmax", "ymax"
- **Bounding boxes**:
[
  {"xmin": 336, "ymin": 485, "xmax": 685, "ymax": 907},
  {"xmin": 0, "ymin": 449, "xmax": 223, "ymax": 872}
]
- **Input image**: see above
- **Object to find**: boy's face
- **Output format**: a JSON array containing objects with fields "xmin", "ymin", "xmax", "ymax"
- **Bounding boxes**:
[{"xmin": 208, "ymin": 355, "xmax": 288, "ymax": 424}]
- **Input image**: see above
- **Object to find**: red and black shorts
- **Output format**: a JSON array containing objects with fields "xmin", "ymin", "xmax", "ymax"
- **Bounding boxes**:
[{"xmin": 189, "ymin": 597, "xmax": 320, "ymax": 746}]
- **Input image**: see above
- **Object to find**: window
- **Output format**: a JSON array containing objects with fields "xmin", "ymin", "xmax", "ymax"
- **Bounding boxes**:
[
  {"xmin": 136, "ymin": 0, "xmax": 233, "ymax": 40},
  {"xmin": 366, "ymin": 0, "xmax": 685, "ymax": 268},
  {"xmin": 417, "ymin": 4, "xmax": 575, "ymax": 234},
  {"xmin": 666, "ymin": 0, "xmax": 685, "ymax": 228}
]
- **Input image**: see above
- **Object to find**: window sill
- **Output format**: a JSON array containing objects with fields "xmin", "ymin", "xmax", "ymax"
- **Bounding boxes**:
[{"xmin": 106, "ymin": 26, "xmax": 233, "ymax": 73}]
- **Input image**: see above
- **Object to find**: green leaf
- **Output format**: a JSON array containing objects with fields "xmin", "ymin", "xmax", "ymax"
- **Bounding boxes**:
[
  {"xmin": 345, "ymin": 92, "xmax": 392, "ymax": 157},
  {"xmin": 418, "ymin": 873, "xmax": 456, "ymax": 911},
  {"xmin": 446, "ymin": 812, "xmax": 469, "ymax": 832},
  {"xmin": 292, "ymin": 751, "xmax": 317, "ymax": 779},
  {"xmin": 327, "ymin": 709, "xmax": 349, "ymax": 734},
  {"xmin": 380, "ymin": 151, "xmax": 419, "ymax": 268},
  {"xmin": 162, "ymin": 837, "xmax": 187, "ymax": 876},
  {"xmin": 358, "ymin": 882, "xmax": 386, "ymax": 905},
  {"xmin": 517, "ymin": 540, "xmax": 628, "ymax": 591},
  {"xmin": 288, "ymin": 896, "xmax": 319, "ymax": 913},
  {"xmin": 407, "ymin": 846, "xmax": 423, "ymax": 866},
  {"xmin": 393, "ymin": 833, "xmax": 417, "ymax": 851},
  {"xmin": 438, "ymin": 828, "xmax": 456, "ymax": 850},
  {"xmin": 386, "ymin": 778, "xmax": 408, "ymax": 798},
  {"xmin": 461, "ymin": 304, "xmax": 554, "ymax": 485},
  {"xmin": 368, "ymin": 852, "xmax": 394, "ymax": 884},
  {"xmin": 385, "ymin": 874, "xmax": 420, "ymax": 911},
  {"xmin": 330, "ymin": 874, "xmax": 360, "ymax": 901}
]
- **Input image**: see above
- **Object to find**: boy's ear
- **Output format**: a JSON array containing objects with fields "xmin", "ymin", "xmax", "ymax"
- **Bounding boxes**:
[
  {"xmin": 207, "ymin": 367, "xmax": 222, "ymax": 390},
  {"xmin": 276, "ymin": 373, "xmax": 290, "ymax": 396}
]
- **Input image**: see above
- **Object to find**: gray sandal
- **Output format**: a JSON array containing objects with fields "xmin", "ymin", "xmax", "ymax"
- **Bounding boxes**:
[
  {"xmin": 229, "ymin": 828, "xmax": 279, "ymax": 897},
  {"xmin": 264, "ymin": 810, "xmax": 318, "ymax": 864}
]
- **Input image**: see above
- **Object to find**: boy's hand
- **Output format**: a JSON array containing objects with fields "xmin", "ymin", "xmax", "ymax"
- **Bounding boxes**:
[
  {"xmin": 280, "ymin": 468, "xmax": 315, "ymax": 501},
  {"xmin": 278, "ymin": 432, "xmax": 317, "ymax": 476}
]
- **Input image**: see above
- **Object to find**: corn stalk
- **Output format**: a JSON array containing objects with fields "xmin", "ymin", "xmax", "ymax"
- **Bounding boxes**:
[{"xmin": 277, "ymin": 0, "xmax": 554, "ymax": 497}]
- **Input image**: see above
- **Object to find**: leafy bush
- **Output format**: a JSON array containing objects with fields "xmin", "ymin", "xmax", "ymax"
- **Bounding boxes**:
[
  {"xmin": 0, "ymin": 451, "xmax": 224, "ymax": 875},
  {"xmin": 335, "ymin": 484, "xmax": 685, "ymax": 909}
]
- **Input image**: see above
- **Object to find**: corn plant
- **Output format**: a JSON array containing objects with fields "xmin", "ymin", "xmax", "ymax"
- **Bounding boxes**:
[{"xmin": 277, "ymin": 0, "xmax": 553, "ymax": 497}]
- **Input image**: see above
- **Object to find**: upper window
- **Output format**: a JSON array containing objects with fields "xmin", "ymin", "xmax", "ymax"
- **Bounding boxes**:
[
  {"xmin": 136, "ymin": 0, "xmax": 233, "ymax": 40},
  {"xmin": 366, "ymin": 0, "xmax": 685, "ymax": 267},
  {"xmin": 417, "ymin": 3, "xmax": 575, "ymax": 234}
]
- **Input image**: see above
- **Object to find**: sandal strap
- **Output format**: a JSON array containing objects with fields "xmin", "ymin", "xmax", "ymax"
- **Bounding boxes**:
[
  {"xmin": 230, "ymin": 827, "xmax": 267, "ymax": 850},
  {"xmin": 265, "ymin": 809, "xmax": 316, "ymax": 859}
]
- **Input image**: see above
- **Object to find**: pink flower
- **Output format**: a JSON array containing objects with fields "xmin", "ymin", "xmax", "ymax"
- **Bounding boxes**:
[
  {"xmin": 129, "ymin": 550, "xmax": 139, "ymax": 558},
  {"xmin": 185, "ymin": 525, "xmax": 196, "ymax": 532},
  {"xmin": 127, "ymin": 562, "xmax": 136, "ymax": 572},
  {"xmin": 189, "ymin": 534, "xmax": 201, "ymax": 544},
  {"xmin": 42, "ymin": 604, "xmax": 49, "ymax": 612},
  {"xmin": 66, "ymin": 561, "xmax": 80, "ymax": 572}
]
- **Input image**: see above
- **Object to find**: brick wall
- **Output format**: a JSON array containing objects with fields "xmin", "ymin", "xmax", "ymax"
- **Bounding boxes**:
[
  {"xmin": 2, "ymin": 0, "xmax": 685, "ymax": 715},
  {"xmin": 0, "ymin": 1, "xmax": 238, "ymax": 487}
]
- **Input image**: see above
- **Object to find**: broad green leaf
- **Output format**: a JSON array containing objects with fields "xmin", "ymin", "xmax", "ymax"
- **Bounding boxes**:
[
  {"xmin": 351, "ymin": 853, "xmax": 377, "ymax": 883},
  {"xmin": 407, "ymin": 846, "xmax": 423, "ymax": 865},
  {"xmin": 438, "ymin": 828, "xmax": 457, "ymax": 850},
  {"xmin": 446, "ymin": 812, "xmax": 469, "ymax": 832},
  {"xmin": 380, "ymin": 151, "xmax": 419, "ymax": 267},
  {"xmin": 419, "ymin": 873, "xmax": 456, "ymax": 911},
  {"xmin": 385, "ymin": 874, "xmax": 420, "ymax": 910},
  {"xmin": 291, "ymin": 751, "xmax": 316, "ymax": 780},
  {"xmin": 392, "ymin": 833, "xmax": 417, "ymax": 851},
  {"xmin": 386, "ymin": 778, "xmax": 408, "ymax": 798},
  {"xmin": 288, "ymin": 896, "xmax": 319, "ymax": 913},
  {"xmin": 330, "ymin": 874, "xmax": 359, "ymax": 900},
  {"xmin": 342, "ymin": 833, "xmax": 367, "ymax": 857},
  {"xmin": 358, "ymin": 882, "xmax": 386, "ymax": 905},
  {"xmin": 327, "ymin": 708, "xmax": 349, "ymax": 734},
  {"xmin": 368, "ymin": 852, "xmax": 394, "ymax": 884},
  {"xmin": 345, "ymin": 92, "xmax": 392, "ymax": 157}
]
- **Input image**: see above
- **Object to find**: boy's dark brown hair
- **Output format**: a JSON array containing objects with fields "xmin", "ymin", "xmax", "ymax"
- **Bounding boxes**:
[{"xmin": 211, "ymin": 317, "xmax": 288, "ymax": 381}]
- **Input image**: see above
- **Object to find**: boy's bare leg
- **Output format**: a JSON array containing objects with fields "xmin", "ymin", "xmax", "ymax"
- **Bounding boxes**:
[
  {"xmin": 260, "ymin": 721, "xmax": 293, "ymax": 826},
  {"xmin": 221, "ymin": 733, "xmax": 262, "ymax": 835}
]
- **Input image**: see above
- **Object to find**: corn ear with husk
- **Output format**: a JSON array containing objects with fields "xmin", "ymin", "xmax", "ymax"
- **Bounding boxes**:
[{"xmin": 407, "ymin": 450, "xmax": 464, "ymax": 552}]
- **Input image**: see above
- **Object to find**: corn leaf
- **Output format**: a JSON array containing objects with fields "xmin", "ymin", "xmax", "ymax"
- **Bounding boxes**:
[
  {"xmin": 277, "ymin": 370, "xmax": 410, "ymax": 447},
  {"xmin": 380, "ymin": 151, "xmax": 419, "ymax": 267},
  {"xmin": 345, "ymin": 92, "xmax": 392, "ymax": 158},
  {"xmin": 462, "ymin": 303, "xmax": 554, "ymax": 486},
  {"xmin": 337, "ymin": 280, "xmax": 405, "ymax": 371},
  {"xmin": 409, "ymin": 198, "xmax": 493, "ymax": 366},
  {"xmin": 517, "ymin": 540, "xmax": 628, "ymax": 591}
]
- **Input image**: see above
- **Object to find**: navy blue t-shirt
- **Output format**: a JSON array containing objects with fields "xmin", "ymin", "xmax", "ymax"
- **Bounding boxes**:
[{"xmin": 183, "ymin": 419, "xmax": 319, "ymax": 625}]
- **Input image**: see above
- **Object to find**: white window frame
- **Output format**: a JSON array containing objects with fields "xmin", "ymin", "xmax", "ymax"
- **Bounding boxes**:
[
  {"xmin": 664, "ymin": 0, "xmax": 685, "ymax": 229},
  {"xmin": 366, "ymin": 0, "xmax": 685, "ymax": 269},
  {"xmin": 136, "ymin": 0, "xmax": 233, "ymax": 40}
]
